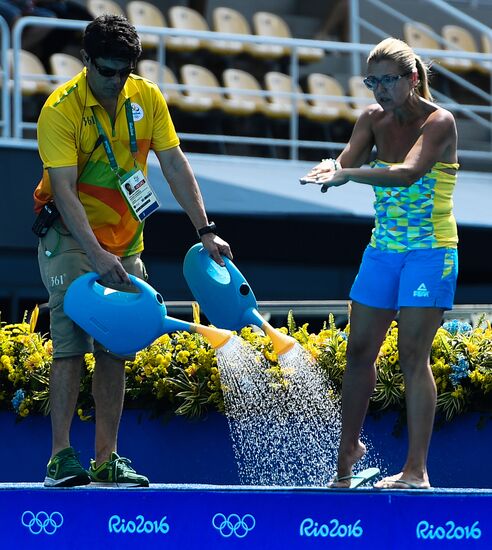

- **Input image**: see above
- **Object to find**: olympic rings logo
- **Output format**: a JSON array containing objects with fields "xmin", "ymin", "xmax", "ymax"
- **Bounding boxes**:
[
  {"xmin": 21, "ymin": 511, "xmax": 64, "ymax": 535},
  {"xmin": 212, "ymin": 513, "xmax": 256, "ymax": 538}
]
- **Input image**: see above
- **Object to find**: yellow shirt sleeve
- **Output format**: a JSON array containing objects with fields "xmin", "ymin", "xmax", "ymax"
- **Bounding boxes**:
[
  {"xmin": 148, "ymin": 82, "xmax": 180, "ymax": 152},
  {"xmin": 37, "ymin": 104, "xmax": 79, "ymax": 168}
]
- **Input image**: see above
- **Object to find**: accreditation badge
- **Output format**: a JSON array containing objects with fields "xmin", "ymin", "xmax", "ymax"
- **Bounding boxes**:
[{"xmin": 119, "ymin": 168, "xmax": 160, "ymax": 222}]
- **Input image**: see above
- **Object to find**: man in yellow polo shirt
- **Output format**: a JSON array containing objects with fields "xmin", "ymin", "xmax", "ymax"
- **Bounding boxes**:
[{"xmin": 34, "ymin": 15, "xmax": 232, "ymax": 487}]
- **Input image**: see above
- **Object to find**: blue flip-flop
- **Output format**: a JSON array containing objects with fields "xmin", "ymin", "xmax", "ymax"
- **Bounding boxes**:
[{"xmin": 331, "ymin": 467, "xmax": 381, "ymax": 489}]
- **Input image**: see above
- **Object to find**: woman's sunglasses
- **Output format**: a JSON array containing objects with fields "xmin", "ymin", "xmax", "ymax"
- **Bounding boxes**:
[{"xmin": 363, "ymin": 72, "xmax": 412, "ymax": 91}]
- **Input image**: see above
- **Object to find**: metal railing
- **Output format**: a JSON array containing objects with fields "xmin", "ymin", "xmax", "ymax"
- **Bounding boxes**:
[
  {"xmin": 0, "ymin": 16, "xmax": 9, "ymax": 138},
  {"xmin": 7, "ymin": 10, "xmax": 492, "ymax": 161}
]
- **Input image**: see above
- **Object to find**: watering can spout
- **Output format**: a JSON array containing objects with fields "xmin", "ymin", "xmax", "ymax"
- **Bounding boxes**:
[
  {"xmin": 261, "ymin": 320, "xmax": 296, "ymax": 357},
  {"xmin": 192, "ymin": 324, "xmax": 232, "ymax": 349},
  {"xmin": 162, "ymin": 315, "xmax": 192, "ymax": 334}
]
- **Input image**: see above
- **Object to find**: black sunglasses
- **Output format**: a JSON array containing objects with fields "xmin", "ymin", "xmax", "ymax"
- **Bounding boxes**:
[{"xmin": 92, "ymin": 59, "xmax": 135, "ymax": 78}]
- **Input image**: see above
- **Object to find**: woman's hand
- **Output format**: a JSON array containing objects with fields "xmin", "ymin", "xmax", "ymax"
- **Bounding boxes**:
[
  {"xmin": 300, "ymin": 159, "xmax": 348, "ymax": 193},
  {"xmin": 300, "ymin": 158, "xmax": 339, "ymax": 184},
  {"xmin": 314, "ymin": 169, "xmax": 349, "ymax": 192}
]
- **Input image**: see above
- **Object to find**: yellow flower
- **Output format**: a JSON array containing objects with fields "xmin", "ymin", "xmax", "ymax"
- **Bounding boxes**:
[
  {"xmin": 25, "ymin": 352, "xmax": 43, "ymax": 369},
  {"xmin": 466, "ymin": 342, "xmax": 478, "ymax": 355},
  {"xmin": 143, "ymin": 365, "xmax": 153, "ymax": 376},
  {"xmin": 176, "ymin": 350, "xmax": 190, "ymax": 364},
  {"xmin": 185, "ymin": 364, "xmax": 197, "ymax": 376},
  {"xmin": 451, "ymin": 386, "xmax": 464, "ymax": 398},
  {"xmin": 470, "ymin": 371, "xmax": 484, "ymax": 384},
  {"xmin": 84, "ymin": 354, "xmax": 95, "ymax": 371}
]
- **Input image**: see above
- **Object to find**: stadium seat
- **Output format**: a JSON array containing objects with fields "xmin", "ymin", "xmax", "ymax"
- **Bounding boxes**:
[
  {"xmin": 49, "ymin": 53, "xmax": 84, "ymax": 87},
  {"xmin": 222, "ymin": 68, "xmax": 271, "ymax": 116},
  {"xmin": 167, "ymin": 6, "xmax": 212, "ymax": 53},
  {"xmin": 252, "ymin": 11, "xmax": 324, "ymax": 63},
  {"xmin": 264, "ymin": 71, "xmax": 309, "ymax": 117},
  {"xmin": 179, "ymin": 64, "xmax": 223, "ymax": 112},
  {"xmin": 211, "ymin": 6, "xmax": 250, "ymax": 56},
  {"xmin": 404, "ymin": 21, "xmax": 440, "ymax": 52},
  {"xmin": 441, "ymin": 25, "xmax": 486, "ymax": 73},
  {"xmin": 403, "ymin": 21, "xmax": 457, "ymax": 72},
  {"xmin": 136, "ymin": 60, "xmax": 184, "ymax": 108},
  {"xmin": 306, "ymin": 73, "xmax": 357, "ymax": 123},
  {"xmin": 180, "ymin": 63, "xmax": 263, "ymax": 118},
  {"xmin": 348, "ymin": 75, "xmax": 374, "ymax": 118},
  {"xmin": 9, "ymin": 49, "xmax": 52, "ymax": 95},
  {"xmin": 87, "ymin": 0, "xmax": 125, "ymax": 18},
  {"xmin": 126, "ymin": 1, "xmax": 167, "ymax": 48}
]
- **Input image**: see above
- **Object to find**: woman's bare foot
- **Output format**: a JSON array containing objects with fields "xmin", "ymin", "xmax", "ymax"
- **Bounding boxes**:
[
  {"xmin": 373, "ymin": 472, "xmax": 431, "ymax": 490},
  {"xmin": 330, "ymin": 440, "xmax": 366, "ymax": 488}
]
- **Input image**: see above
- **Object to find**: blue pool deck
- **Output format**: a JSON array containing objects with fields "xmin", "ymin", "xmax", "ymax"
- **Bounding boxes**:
[{"xmin": 1, "ymin": 483, "xmax": 491, "ymax": 549}]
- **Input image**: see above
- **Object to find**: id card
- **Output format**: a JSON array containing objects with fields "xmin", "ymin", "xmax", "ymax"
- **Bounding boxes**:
[{"xmin": 119, "ymin": 168, "xmax": 160, "ymax": 222}]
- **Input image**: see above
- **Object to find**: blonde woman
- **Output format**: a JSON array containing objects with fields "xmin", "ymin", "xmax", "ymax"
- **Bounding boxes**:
[{"xmin": 301, "ymin": 37, "xmax": 459, "ymax": 489}]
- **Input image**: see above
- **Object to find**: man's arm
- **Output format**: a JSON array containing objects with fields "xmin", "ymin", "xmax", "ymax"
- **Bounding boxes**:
[
  {"xmin": 48, "ymin": 165, "xmax": 131, "ymax": 285},
  {"xmin": 154, "ymin": 146, "xmax": 232, "ymax": 265}
]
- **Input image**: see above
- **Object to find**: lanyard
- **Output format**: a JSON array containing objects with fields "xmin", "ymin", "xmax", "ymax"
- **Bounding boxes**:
[{"xmin": 92, "ymin": 98, "xmax": 138, "ymax": 174}]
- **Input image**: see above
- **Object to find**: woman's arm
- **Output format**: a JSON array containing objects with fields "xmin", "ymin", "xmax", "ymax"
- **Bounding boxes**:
[
  {"xmin": 312, "ymin": 109, "xmax": 457, "ymax": 190},
  {"xmin": 300, "ymin": 106, "xmax": 376, "ymax": 183}
]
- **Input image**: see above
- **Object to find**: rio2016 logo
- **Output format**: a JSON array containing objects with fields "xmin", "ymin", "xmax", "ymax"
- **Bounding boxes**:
[
  {"xmin": 108, "ymin": 515, "xmax": 169, "ymax": 534},
  {"xmin": 300, "ymin": 518, "xmax": 363, "ymax": 538},
  {"xmin": 212, "ymin": 513, "xmax": 256, "ymax": 538},
  {"xmin": 416, "ymin": 520, "xmax": 481, "ymax": 540},
  {"xmin": 21, "ymin": 511, "xmax": 64, "ymax": 535}
]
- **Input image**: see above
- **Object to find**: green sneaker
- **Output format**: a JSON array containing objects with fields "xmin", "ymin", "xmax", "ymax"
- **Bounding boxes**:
[
  {"xmin": 44, "ymin": 447, "xmax": 90, "ymax": 487},
  {"xmin": 89, "ymin": 452, "xmax": 149, "ymax": 487}
]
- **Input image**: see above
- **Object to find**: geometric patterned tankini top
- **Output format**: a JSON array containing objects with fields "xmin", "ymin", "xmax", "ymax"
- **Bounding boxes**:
[{"xmin": 369, "ymin": 159, "xmax": 459, "ymax": 252}]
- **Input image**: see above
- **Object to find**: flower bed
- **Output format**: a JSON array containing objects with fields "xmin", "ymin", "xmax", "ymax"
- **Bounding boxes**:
[{"xmin": 1, "ymin": 310, "xmax": 492, "ymax": 423}]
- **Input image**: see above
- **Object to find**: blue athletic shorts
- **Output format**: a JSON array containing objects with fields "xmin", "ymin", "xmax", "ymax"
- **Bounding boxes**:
[{"xmin": 350, "ymin": 246, "xmax": 458, "ymax": 310}]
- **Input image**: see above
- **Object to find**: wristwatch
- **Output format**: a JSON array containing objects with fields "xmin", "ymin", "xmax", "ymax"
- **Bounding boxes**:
[{"xmin": 197, "ymin": 221, "xmax": 218, "ymax": 238}]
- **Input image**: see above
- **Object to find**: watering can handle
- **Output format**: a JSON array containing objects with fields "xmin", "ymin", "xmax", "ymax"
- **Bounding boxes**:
[{"xmin": 83, "ymin": 272, "xmax": 163, "ymax": 302}]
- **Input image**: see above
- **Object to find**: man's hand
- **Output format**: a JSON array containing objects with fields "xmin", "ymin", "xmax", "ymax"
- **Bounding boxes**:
[
  {"xmin": 88, "ymin": 248, "xmax": 132, "ymax": 287},
  {"xmin": 200, "ymin": 234, "xmax": 233, "ymax": 267}
]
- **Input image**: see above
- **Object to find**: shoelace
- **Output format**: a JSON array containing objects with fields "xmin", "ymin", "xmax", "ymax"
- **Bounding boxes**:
[{"xmin": 112, "ymin": 456, "xmax": 135, "ymax": 475}]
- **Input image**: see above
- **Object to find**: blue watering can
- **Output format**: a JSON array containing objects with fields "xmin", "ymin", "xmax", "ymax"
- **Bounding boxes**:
[
  {"xmin": 64, "ymin": 272, "xmax": 232, "ymax": 356},
  {"xmin": 183, "ymin": 244, "xmax": 295, "ymax": 355}
]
